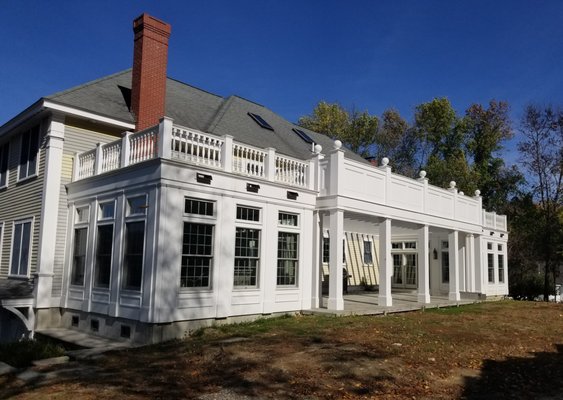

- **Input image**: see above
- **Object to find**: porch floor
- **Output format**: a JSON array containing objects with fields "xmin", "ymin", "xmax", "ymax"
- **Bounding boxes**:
[{"xmin": 305, "ymin": 289, "xmax": 479, "ymax": 316}]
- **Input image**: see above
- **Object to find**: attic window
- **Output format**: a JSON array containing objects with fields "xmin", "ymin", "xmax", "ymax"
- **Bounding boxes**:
[
  {"xmin": 248, "ymin": 112, "xmax": 274, "ymax": 131},
  {"xmin": 292, "ymin": 128, "xmax": 314, "ymax": 144}
]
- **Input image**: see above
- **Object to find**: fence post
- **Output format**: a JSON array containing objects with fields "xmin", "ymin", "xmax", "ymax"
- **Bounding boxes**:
[
  {"xmin": 265, "ymin": 147, "xmax": 276, "ymax": 182},
  {"xmin": 121, "ymin": 131, "xmax": 132, "ymax": 167},
  {"xmin": 94, "ymin": 143, "xmax": 103, "ymax": 175},
  {"xmin": 222, "ymin": 135, "xmax": 233, "ymax": 173}
]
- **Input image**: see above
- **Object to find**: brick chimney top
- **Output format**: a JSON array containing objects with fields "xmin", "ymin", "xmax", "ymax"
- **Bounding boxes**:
[{"xmin": 131, "ymin": 13, "xmax": 171, "ymax": 131}]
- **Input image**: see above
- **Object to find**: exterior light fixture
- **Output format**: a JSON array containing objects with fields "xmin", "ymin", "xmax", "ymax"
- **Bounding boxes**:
[
  {"xmin": 246, "ymin": 183, "xmax": 260, "ymax": 193},
  {"xmin": 196, "ymin": 173, "xmax": 212, "ymax": 184},
  {"xmin": 287, "ymin": 191, "xmax": 298, "ymax": 200}
]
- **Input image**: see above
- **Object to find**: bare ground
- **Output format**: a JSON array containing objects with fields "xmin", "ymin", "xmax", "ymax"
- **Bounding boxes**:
[{"xmin": 1, "ymin": 301, "xmax": 562, "ymax": 399}]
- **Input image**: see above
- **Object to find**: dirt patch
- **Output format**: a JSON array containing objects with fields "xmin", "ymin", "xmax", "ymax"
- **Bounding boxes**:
[{"xmin": 1, "ymin": 301, "xmax": 562, "ymax": 399}]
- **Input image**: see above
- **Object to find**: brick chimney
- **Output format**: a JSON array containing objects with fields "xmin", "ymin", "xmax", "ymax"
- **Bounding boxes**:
[{"xmin": 131, "ymin": 13, "xmax": 171, "ymax": 131}]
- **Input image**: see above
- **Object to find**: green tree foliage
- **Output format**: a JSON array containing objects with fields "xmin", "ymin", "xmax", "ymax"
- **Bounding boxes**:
[{"xmin": 518, "ymin": 105, "xmax": 563, "ymax": 300}]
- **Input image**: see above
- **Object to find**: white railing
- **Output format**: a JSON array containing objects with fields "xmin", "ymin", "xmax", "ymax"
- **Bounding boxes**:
[
  {"xmin": 101, "ymin": 141, "xmax": 122, "ymax": 173},
  {"xmin": 129, "ymin": 126, "xmax": 158, "ymax": 165},
  {"xmin": 232, "ymin": 143, "xmax": 266, "ymax": 178},
  {"xmin": 171, "ymin": 126, "xmax": 223, "ymax": 167},
  {"xmin": 276, "ymin": 154, "xmax": 308, "ymax": 187},
  {"xmin": 484, "ymin": 211, "xmax": 495, "ymax": 228},
  {"xmin": 76, "ymin": 149, "xmax": 96, "ymax": 180}
]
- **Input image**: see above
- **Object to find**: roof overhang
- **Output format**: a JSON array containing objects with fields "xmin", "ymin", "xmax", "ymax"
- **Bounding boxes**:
[{"xmin": 0, "ymin": 98, "xmax": 135, "ymax": 138}]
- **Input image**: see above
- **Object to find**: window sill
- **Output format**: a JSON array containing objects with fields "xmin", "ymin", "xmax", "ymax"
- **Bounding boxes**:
[
  {"xmin": 7, "ymin": 275, "xmax": 31, "ymax": 280},
  {"xmin": 16, "ymin": 174, "xmax": 38, "ymax": 185}
]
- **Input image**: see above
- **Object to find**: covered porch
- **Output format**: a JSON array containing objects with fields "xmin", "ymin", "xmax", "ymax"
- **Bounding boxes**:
[{"xmin": 307, "ymin": 289, "xmax": 481, "ymax": 316}]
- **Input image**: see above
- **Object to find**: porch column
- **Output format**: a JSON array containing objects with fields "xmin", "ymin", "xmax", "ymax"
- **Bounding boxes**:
[
  {"xmin": 311, "ymin": 210, "xmax": 322, "ymax": 309},
  {"xmin": 474, "ymin": 235, "xmax": 484, "ymax": 293},
  {"xmin": 448, "ymin": 230, "xmax": 460, "ymax": 301},
  {"xmin": 327, "ymin": 209, "xmax": 344, "ymax": 310},
  {"xmin": 465, "ymin": 234, "xmax": 475, "ymax": 292},
  {"xmin": 378, "ymin": 218, "xmax": 393, "ymax": 307},
  {"xmin": 417, "ymin": 225, "xmax": 430, "ymax": 303}
]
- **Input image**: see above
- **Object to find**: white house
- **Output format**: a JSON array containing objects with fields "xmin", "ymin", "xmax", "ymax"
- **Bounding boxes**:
[{"xmin": 0, "ymin": 14, "xmax": 508, "ymax": 344}]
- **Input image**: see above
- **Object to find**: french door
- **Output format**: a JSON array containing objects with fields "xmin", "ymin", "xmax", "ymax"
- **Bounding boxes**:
[{"xmin": 392, "ymin": 253, "xmax": 417, "ymax": 288}]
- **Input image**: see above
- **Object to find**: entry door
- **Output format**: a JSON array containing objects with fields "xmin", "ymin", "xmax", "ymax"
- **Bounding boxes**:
[{"xmin": 392, "ymin": 253, "xmax": 417, "ymax": 288}]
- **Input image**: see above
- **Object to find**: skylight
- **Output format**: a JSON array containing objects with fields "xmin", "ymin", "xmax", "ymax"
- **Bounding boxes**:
[
  {"xmin": 292, "ymin": 128, "xmax": 314, "ymax": 144},
  {"xmin": 248, "ymin": 112, "xmax": 274, "ymax": 131}
]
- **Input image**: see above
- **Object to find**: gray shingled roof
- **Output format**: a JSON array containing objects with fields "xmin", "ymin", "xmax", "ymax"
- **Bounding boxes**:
[{"xmin": 47, "ymin": 70, "xmax": 367, "ymax": 163}]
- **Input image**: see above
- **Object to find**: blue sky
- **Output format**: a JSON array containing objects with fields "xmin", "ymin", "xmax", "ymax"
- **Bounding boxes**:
[{"xmin": 1, "ymin": 1, "xmax": 562, "ymax": 163}]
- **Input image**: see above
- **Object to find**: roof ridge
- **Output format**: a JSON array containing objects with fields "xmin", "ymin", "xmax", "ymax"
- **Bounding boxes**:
[
  {"xmin": 206, "ymin": 96, "xmax": 236, "ymax": 132},
  {"xmin": 47, "ymin": 69, "xmax": 132, "ymax": 99},
  {"xmin": 166, "ymin": 76, "xmax": 224, "ymax": 100}
]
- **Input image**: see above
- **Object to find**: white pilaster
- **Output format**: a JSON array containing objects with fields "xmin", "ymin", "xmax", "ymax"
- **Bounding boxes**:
[
  {"xmin": 35, "ymin": 113, "xmax": 65, "ymax": 308},
  {"xmin": 466, "ymin": 234, "xmax": 475, "ymax": 292},
  {"xmin": 417, "ymin": 225, "xmax": 430, "ymax": 304},
  {"xmin": 222, "ymin": 135, "xmax": 234, "ymax": 173},
  {"xmin": 474, "ymin": 235, "xmax": 484, "ymax": 294},
  {"xmin": 378, "ymin": 218, "xmax": 393, "ymax": 307},
  {"xmin": 448, "ymin": 230, "xmax": 460, "ymax": 301},
  {"xmin": 329, "ymin": 144, "xmax": 344, "ymax": 196},
  {"xmin": 311, "ymin": 211, "xmax": 322, "ymax": 309},
  {"xmin": 157, "ymin": 117, "xmax": 173, "ymax": 159},
  {"xmin": 216, "ymin": 196, "xmax": 236, "ymax": 317},
  {"xmin": 265, "ymin": 147, "xmax": 276, "ymax": 182},
  {"xmin": 327, "ymin": 209, "xmax": 344, "ymax": 310}
]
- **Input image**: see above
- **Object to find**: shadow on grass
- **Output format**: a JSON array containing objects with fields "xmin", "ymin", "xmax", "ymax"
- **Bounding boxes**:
[{"xmin": 462, "ymin": 343, "xmax": 563, "ymax": 400}]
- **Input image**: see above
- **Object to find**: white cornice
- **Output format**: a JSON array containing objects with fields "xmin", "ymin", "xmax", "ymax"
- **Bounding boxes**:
[
  {"xmin": 0, "ymin": 99, "xmax": 135, "ymax": 137},
  {"xmin": 43, "ymin": 100, "xmax": 135, "ymax": 129}
]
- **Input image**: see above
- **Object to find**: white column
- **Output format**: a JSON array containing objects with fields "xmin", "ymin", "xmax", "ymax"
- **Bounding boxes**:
[
  {"xmin": 448, "ymin": 230, "xmax": 460, "ymax": 301},
  {"xmin": 417, "ymin": 225, "xmax": 430, "ymax": 304},
  {"xmin": 35, "ymin": 113, "xmax": 65, "ymax": 308},
  {"xmin": 311, "ymin": 211, "xmax": 322, "ymax": 309},
  {"xmin": 327, "ymin": 209, "xmax": 344, "ymax": 310},
  {"xmin": 329, "ymin": 142, "xmax": 344, "ymax": 196},
  {"xmin": 222, "ymin": 135, "xmax": 233, "ymax": 173},
  {"xmin": 265, "ymin": 147, "xmax": 276, "ymax": 182},
  {"xmin": 466, "ymin": 234, "xmax": 475, "ymax": 292},
  {"xmin": 474, "ymin": 235, "xmax": 484, "ymax": 294},
  {"xmin": 378, "ymin": 218, "xmax": 393, "ymax": 307},
  {"xmin": 216, "ymin": 196, "xmax": 236, "ymax": 317}
]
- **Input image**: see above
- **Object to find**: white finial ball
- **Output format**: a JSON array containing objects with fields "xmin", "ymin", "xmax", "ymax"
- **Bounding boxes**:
[
  {"xmin": 449, "ymin": 181, "xmax": 456, "ymax": 189},
  {"xmin": 314, "ymin": 144, "xmax": 323, "ymax": 154},
  {"xmin": 381, "ymin": 157, "xmax": 389, "ymax": 166},
  {"xmin": 333, "ymin": 140, "xmax": 342, "ymax": 150},
  {"xmin": 475, "ymin": 189, "xmax": 481, "ymax": 197},
  {"xmin": 419, "ymin": 170, "xmax": 427, "ymax": 179},
  {"xmin": 459, "ymin": 191, "xmax": 464, "ymax": 196}
]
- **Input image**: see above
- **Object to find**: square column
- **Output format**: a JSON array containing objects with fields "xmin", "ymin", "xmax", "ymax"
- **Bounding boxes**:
[
  {"xmin": 474, "ymin": 235, "xmax": 484, "ymax": 293},
  {"xmin": 465, "ymin": 234, "xmax": 475, "ymax": 292},
  {"xmin": 417, "ymin": 225, "xmax": 430, "ymax": 304},
  {"xmin": 311, "ymin": 211, "xmax": 322, "ymax": 309},
  {"xmin": 448, "ymin": 230, "xmax": 460, "ymax": 301},
  {"xmin": 378, "ymin": 218, "xmax": 393, "ymax": 307},
  {"xmin": 327, "ymin": 209, "xmax": 344, "ymax": 310}
]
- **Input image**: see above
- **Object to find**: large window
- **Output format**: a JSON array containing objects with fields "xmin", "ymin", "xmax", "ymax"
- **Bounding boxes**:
[
  {"xmin": 498, "ymin": 254, "xmax": 505, "ymax": 283},
  {"xmin": 363, "ymin": 241, "xmax": 373, "ymax": 264},
  {"xmin": 10, "ymin": 220, "xmax": 32, "ymax": 277},
  {"xmin": 122, "ymin": 221, "xmax": 145, "ymax": 290},
  {"xmin": 181, "ymin": 223, "xmax": 213, "ymax": 288},
  {"xmin": 19, "ymin": 125, "xmax": 40, "ymax": 181},
  {"xmin": 234, "ymin": 228, "xmax": 260, "ymax": 287},
  {"xmin": 277, "ymin": 232, "xmax": 298, "ymax": 286},
  {"xmin": 487, "ymin": 253, "xmax": 495, "ymax": 283},
  {"xmin": 94, "ymin": 224, "xmax": 113, "ymax": 288},
  {"xmin": 0, "ymin": 142, "xmax": 9, "ymax": 188},
  {"xmin": 441, "ymin": 241, "xmax": 449, "ymax": 284},
  {"xmin": 71, "ymin": 227, "xmax": 88, "ymax": 285}
]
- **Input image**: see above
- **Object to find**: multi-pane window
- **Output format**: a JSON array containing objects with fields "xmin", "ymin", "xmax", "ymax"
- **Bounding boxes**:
[
  {"xmin": 237, "ymin": 206, "xmax": 260, "ymax": 221},
  {"xmin": 487, "ymin": 242, "xmax": 493, "ymax": 250},
  {"xmin": 185, "ymin": 198, "xmax": 213, "ymax": 216},
  {"xmin": 99, "ymin": 202, "xmax": 115, "ymax": 220},
  {"xmin": 0, "ymin": 142, "xmax": 9, "ymax": 187},
  {"xmin": 181, "ymin": 223, "xmax": 213, "ymax": 288},
  {"xmin": 128, "ymin": 196, "xmax": 147, "ymax": 216},
  {"xmin": 363, "ymin": 241, "xmax": 373, "ymax": 264},
  {"xmin": 322, "ymin": 237, "xmax": 330, "ymax": 263},
  {"xmin": 122, "ymin": 221, "xmax": 145, "ymax": 290},
  {"xmin": 441, "ymin": 241, "xmax": 449, "ymax": 283},
  {"xmin": 94, "ymin": 224, "xmax": 113, "ymax": 288},
  {"xmin": 76, "ymin": 207, "xmax": 89, "ymax": 224},
  {"xmin": 277, "ymin": 232, "xmax": 298, "ymax": 286},
  {"xmin": 71, "ymin": 227, "xmax": 87, "ymax": 285},
  {"xmin": 278, "ymin": 212, "xmax": 298, "ymax": 226},
  {"xmin": 498, "ymin": 254, "xmax": 505, "ymax": 283},
  {"xmin": 19, "ymin": 125, "xmax": 40, "ymax": 181},
  {"xmin": 10, "ymin": 220, "xmax": 32, "ymax": 277},
  {"xmin": 487, "ymin": 253, "xmax": 495, "ymax": 283},
  {"xmin": 234, "ymin": 228, "xmax": 260, "ymax": 287},
  {"xmin": 498, "ymin": 244, "xmax": 503, "ymax": 252}
]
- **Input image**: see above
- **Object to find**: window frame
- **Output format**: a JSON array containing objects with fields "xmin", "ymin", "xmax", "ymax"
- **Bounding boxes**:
[
  {"xmin": 180, "ymin": 222, "xmax": 214, "ymax": 289},
  {"xmin": 94, "ymin": 200, "xmax": 116, "ymax": 289},
  {"xmin": 276, "ymin": 231, "xmax": 299, "ymax": 287},
  {"xmin": 185, "ymin": 198, "xmax": 214, "ymax": 218},
  {"xmin": 17, "ymin": 124, "xmax": 41, "ymax": 182},
  {"xmin": 322, "ymin": 236, "xmax": 330, "ymax": 264},
  {"xmin": 121, "ymin": 194, "xmax": 148, "ymax": 292},
  {"xmin": 0, "ymin": 141, "xmax": 9, "ymax": 189},
  {"xmin": 233, "ymin": 226, "xmax": 261, "ymax": 289},
  {"xmin": 236, "ymin": 205, "xmax": 261, "ymax": 222},
  {"xmin": 363, "ymin": 240, "xmax": 373, "ymax": 265},
  {"xmin": 9, "ymin": 218, "xmax": 34, "ymax": 278},
  {"xmin": 487, "ymin": 253, "xmax": 495, "ymax": 283},
  {"xmin": 0, "ymin": 222, "xmax": 4, "ymax": 271},
  {"xmin": 278, "ymin": 212, "xmax": 299, "ymax": 227},
  {"xmin": 441, "ymin": 241, "xmax": 449, "ymax": 284},
  {"xmin": 498, "ymin": 253, "xmax": 505, "ymax": 283},
  {"xmin": 70, "ymin": 226, "xmax": 88, "ymax": 286}
]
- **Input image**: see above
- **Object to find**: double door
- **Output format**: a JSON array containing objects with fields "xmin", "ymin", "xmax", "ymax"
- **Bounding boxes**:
[{"xmin": 392, "ymin": 253, "xmax": 417, "ymax": 288}]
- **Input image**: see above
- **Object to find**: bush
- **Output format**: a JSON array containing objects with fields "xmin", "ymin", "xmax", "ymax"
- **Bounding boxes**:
[
  {"xmin": 0, "ymin": 338, "xmax": 65, "ymax": 368},
  {"xmin": 509, "ymin": 272, "xmax": 552, "ymax": 301}
]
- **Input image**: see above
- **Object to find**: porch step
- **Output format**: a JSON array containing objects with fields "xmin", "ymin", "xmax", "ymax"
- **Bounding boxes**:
[{"xmin": 36, "ymin": 328, "xmax": 132, "ymax": 351}]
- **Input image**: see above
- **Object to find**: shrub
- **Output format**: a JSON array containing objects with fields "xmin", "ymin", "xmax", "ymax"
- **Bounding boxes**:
[{"xmin": 0, "ymin": 338, "xmax": 65, "ymax": 368}]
